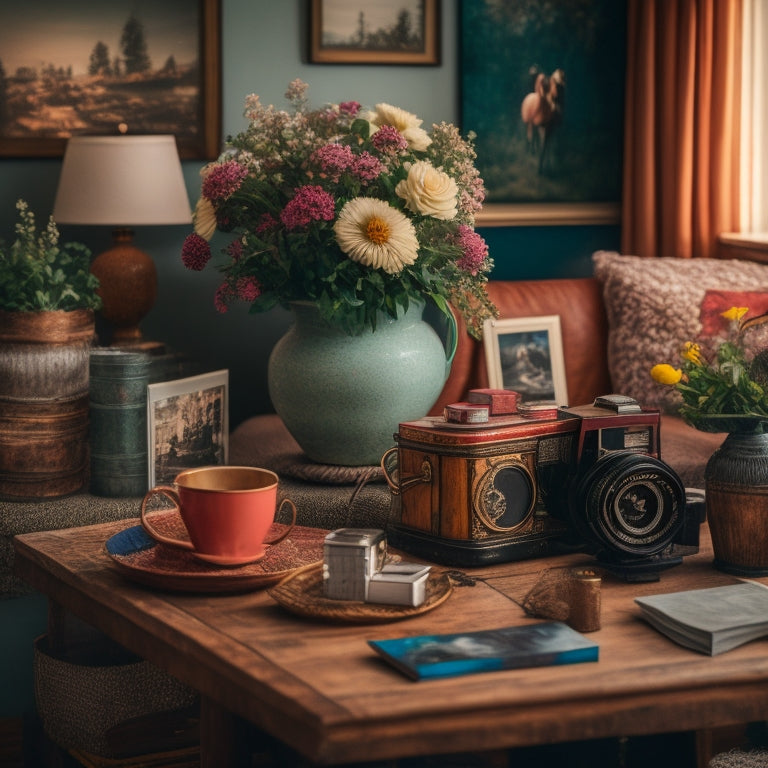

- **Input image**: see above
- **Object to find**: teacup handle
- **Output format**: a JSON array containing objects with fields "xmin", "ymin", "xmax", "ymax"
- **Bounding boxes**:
[
  {"xmin": 264, "ymin": 497, "xmax": 298, "ymax": 547},
  {"xmin": 140, "ymin": 486, "xmax": 195, "ymax": 551}
]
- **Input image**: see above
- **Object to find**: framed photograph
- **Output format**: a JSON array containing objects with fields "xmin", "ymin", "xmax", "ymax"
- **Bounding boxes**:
[
  {"xmin": 309, "ymin": 0, "xmax": 439, "ymax": 65},
  {"xmin": 461, "ymin": 0, "xmax": 625, "ymax": 225},
  {"xmin": 0, "ymin": 0, "xmax": 221, "ymax": 159},
  {"xmin": 483, "ymin": 315, "xmax": 568, "ymax": 405},
  {"xmin": 147, "ymin": 369, "xmax": 229, "ymax": 487}
]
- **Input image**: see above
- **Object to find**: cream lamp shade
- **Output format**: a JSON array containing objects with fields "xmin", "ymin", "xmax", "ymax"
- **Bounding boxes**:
[{"xmin": 53, "ymin": 135, "xmax": 192, "ymax": 343}]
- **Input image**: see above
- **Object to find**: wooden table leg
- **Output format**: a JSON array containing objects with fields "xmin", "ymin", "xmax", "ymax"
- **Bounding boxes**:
[{"xmin": 199, "ymin": 695, "xmax": 252, "ymax": 768}]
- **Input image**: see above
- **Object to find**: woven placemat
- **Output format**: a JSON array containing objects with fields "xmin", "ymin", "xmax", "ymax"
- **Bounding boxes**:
[
  {"xmin": 229, "ymin": 414, "xmax": 386, "ymax": 486},
  {"xmin": 276, "ymin": 456, "xmax": 384, "ymax": 485},
  {"xmin": 268, "ymin": 563, "xmax": 452, "ymax": 623}
]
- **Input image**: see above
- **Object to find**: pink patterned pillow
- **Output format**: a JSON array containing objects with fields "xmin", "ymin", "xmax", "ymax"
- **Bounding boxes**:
[{"xmin": 592, "ymin": 251, "xmax": 768, "ymax": 412}]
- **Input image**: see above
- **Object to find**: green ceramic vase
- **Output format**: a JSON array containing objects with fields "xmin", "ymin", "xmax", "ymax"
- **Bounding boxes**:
[{"xmin": 268, "ymin": 301, "xmax": 456, "ymax": 466}]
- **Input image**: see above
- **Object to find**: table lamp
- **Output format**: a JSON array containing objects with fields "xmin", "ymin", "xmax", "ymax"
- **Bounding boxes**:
[{"xmin": 53, "ymin": 135, "xmax": 192, "ymax": 344}]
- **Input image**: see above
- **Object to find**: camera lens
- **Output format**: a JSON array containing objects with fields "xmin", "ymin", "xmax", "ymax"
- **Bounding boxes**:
[{"xmin": 571, "ymin": 453, "xmax": 685, "ymax": 556}]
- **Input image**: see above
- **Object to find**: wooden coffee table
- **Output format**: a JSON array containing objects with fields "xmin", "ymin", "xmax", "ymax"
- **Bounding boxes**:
[{"xmin": 14, "ymin": 520, "xmax": 768, "ymax": 767}]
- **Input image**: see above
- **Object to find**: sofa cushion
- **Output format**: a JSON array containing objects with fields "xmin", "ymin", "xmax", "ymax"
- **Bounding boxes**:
[{"xmin": 593, "ymin": 251, "xmax": 768, "ymax": 413}]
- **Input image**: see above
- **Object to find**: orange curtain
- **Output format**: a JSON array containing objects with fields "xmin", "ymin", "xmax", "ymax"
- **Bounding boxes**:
[{"xmin": 622, "ymin": 0, "xmax": 742, "ymax": 259}]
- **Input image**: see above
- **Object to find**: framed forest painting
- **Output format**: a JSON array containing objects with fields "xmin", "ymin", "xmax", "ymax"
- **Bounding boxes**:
[{"xmin": 0, "ymin": 0, "xmax": 220, "ymax": 159}]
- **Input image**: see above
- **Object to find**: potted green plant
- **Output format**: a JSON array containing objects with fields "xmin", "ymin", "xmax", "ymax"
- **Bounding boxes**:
[{"xmin": 0, "ymin": 199, "xmax": 101, "ymax": 499}]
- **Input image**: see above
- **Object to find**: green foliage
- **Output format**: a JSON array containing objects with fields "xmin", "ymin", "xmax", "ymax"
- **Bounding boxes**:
[
  {"xmin": 677, "ymin": 339, "xmax": 768, "ymax": 425},
  {"xmin": 652, "ymin": 309, "xmax": 768, "ymax": 425},
  {"xmin": 0, "ymin": 200, "xmax": 101, "ymax": 312}
]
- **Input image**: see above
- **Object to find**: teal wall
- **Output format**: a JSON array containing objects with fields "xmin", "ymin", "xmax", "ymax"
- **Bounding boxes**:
[
  {"xmin": 0, "ymin": 0, "xmax": 621, "ymax": 721},
  {"xmin": 0, "ymin": 0, "xmax": 621, "ymax": 429}
]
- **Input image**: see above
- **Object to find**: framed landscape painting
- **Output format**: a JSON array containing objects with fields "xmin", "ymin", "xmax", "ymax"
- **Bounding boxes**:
[
  {"xmin": 0, "ymin": 0, "xmax": 221, "ymax": 159},
  {"xmin": 310, "ymin": 0, "xmax": 439, "ymax": 65},
  {"xmin": 461, "ymin": 0, "xmax": 625, "ymax": 225}
]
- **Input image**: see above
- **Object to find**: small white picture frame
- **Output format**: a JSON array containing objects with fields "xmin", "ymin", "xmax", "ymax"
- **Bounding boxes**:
[
  {"xmin": 482, "ymin": 315, "xmax": 569, "ymax": 405},
  {"xmin": 147, "ymin": 369, "xmax": 229, "ymax": 487}
]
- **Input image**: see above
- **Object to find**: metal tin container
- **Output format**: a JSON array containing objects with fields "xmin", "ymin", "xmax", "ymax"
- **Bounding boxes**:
[
  {"xmin": 89, "ymin": 349, "xmax": 151, "ymax": 497},
  {"xmin": 322, "ymin": 528, "xmax": 387, "ymax": 601}
]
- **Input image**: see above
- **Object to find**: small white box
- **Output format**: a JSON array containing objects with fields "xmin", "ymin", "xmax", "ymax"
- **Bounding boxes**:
[{"xmin": 367, "ymin": 563, "xmax": 431, "ymax": 607}]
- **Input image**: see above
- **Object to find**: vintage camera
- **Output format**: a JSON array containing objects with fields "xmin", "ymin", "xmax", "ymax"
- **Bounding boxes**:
[{"xmin": 383, "ymin": 395, "xmax": 703, "ymax": 581}]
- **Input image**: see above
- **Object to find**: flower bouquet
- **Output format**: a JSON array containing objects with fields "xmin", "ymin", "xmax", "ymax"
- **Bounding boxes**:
[
  {"xmin": 650, "ymin": 306, "xmax": 768, "ymax": 433},
  {"xmin": 181, "ymin": 79, "xmax": 496, "ymax": 337}
]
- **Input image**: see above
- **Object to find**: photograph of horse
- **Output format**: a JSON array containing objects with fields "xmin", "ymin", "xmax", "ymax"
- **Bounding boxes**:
[{"xmin": 461, "ymin": 0, "xmax": 625, "ymax": 204}]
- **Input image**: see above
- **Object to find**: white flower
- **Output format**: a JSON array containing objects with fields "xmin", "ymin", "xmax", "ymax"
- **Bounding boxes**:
[
  {"xmin": 194, "ymin": 197, "xmax": 217, "ymax": 241},
  {"xmin": 367, "ymin": 103, "xmax": 432, "ymax": 151},
  {"xmin": 334, "ymin": 197, "xmax": 419, "ymax": 275},
  {"xmin": 395, "ymin": 160, "xmax": 458, "ymax": 220}
]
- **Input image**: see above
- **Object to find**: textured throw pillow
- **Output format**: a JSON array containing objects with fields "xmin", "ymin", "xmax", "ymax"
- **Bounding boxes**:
[{"xmin": 592, "ymin": 251, "xmax": 768, "ymax": 413}]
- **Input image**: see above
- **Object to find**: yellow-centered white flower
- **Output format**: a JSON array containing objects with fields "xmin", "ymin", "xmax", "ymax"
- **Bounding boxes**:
[
  {"xmin": 334, "ymin": 197, "xmax": 419, "ymax": 275},
  {"xmin": 194, "ymin": 197, "xmax": 217, "ymax": 241},
  {"xmin": 395, "ymin": 160, "xmax": 458, "ymax": 221},
  {"xmin": 366, "ymin": 103, "xmax": 432, "ymax": 151}
]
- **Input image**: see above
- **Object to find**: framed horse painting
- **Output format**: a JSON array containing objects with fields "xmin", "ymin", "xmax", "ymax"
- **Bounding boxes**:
[{"xmin": 461, "ymin": 0, "xmax": 625, "ymax": 226}]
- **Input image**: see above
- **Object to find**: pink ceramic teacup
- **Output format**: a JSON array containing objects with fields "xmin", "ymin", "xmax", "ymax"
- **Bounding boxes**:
[{"xmin": 140, "ymin": 466, "xmax": 297, "ymax": 566}]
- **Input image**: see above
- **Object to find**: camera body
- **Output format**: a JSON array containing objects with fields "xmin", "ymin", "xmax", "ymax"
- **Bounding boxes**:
[{"xmin": 384, "ymin": 396, "xmax": 702, "ymax": 581}]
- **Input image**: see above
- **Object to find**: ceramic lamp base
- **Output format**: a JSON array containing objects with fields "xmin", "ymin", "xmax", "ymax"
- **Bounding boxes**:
[{"xmin": 90, "ymin": 228, "xmax": 157, "ymax": 342}]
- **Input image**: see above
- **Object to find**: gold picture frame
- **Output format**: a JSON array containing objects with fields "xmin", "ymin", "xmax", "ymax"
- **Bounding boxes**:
[
  {"xmin": 309, "ymin": 0, "xmax": 440, "ymax": 65},
  {"xmin": 475, "ymin": 202, "xmax": 621, "ymax": 227}
]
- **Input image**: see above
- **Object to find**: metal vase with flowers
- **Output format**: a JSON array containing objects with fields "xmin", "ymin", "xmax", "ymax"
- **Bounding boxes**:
[
  {"xmin": 0, "ymin": 201, "xmax": 100, "ymax": 499},
  {"xmin": 652, "ymin": 307, "xmax": 768, "ymax": 574}
]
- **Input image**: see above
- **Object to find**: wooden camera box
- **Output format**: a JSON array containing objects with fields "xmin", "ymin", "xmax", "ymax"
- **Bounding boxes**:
[
  {"xmin": 383, "ymin": 414, "xmax": 578, "ymax": 567},
  {"xmin": 382, "ymin": 399, "xmax": 691, "ymax": 575}
]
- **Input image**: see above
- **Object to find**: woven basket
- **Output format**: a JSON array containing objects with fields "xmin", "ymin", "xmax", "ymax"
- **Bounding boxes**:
[{"xmin": 33, "ymin": 634, "xmax": 197, "ymax": 757}]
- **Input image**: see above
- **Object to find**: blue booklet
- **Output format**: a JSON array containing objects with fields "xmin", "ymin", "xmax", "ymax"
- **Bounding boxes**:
[{"xmin": 368, "ymin": 621, "xmax": 599, "ymax": 681}]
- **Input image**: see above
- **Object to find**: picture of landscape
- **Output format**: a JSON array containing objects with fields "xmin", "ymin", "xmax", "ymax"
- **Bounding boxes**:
[
  {"xmin": 319, "ymin": 0, "xmax": 426, "ymax": 52},
  {"xmin": 0, "ymin": 0, "xmax": 213, "ymax": 157},
  {"xmin": 310, "ymin": 0, "xmax": 438, "ymax": 65}
]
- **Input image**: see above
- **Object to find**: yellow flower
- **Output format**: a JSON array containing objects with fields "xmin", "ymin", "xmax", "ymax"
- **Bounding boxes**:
[
  {"xmin": 650, "ymin": 364, "xmax": 683, "ymax": 385},
  {"xmin": 366, "ymin": 103, "xmax": 432, "ymax": 151},
  {"xmin": 681, "ymin": 342, "xmax": 705, "ymax": 366},
  {"xmin": 193, "ymin": 197, "xmax": 217, "ymax": 241},
  {"xmin": 721, "ymin": 306, "xmax": 749, "ymax": 322},
  {"xmin": 395, "ymin": 161, "xmax": 458, "ymax": 221},
  {"xmin": 334, "ymin": 197, "xmax": 419, "ymax": 275}
]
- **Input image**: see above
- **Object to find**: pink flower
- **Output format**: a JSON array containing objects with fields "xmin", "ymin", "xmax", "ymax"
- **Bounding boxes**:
[
  {"xmin": 310, "ymin": 144, "xmax": 355, "ymax": 182},
  {"xmin": 371, "ymin": 124, "xmax": 409, "ymax": 154},
  {"xmin": 454, "ymin": 225, "xmax": 488, "ymax": 274},
  {"xmin": 214, "ymin": 282, "xmax": 234, "ymax": 313},
  {"xmin": 255, "ymin": 213, "xmax": 279, "ymax": 236},
  {"xmin": 202, "ymin": 161, "xmax": 248, "ymax": 201},
  {"xmin": 339, "ymin": 101, "xmax": 361, "ymax": 116},
  {"xmin": 352, "ymin": 152, "xmax": 384, "ymax": 182},
  {"xmin": 181, "ymin": 234, "xmax": 212, "ymax": 271},
  {"xmin": 226, "ymin": 239, "xmax": 243, "ymax": 262},
  {"xmin": 236, "ymin": 276, "xmax": 261, "ymax": 302},
  {"xmin": 280, "ymin": 185, "xmax": 336, "ymax": 230}
]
